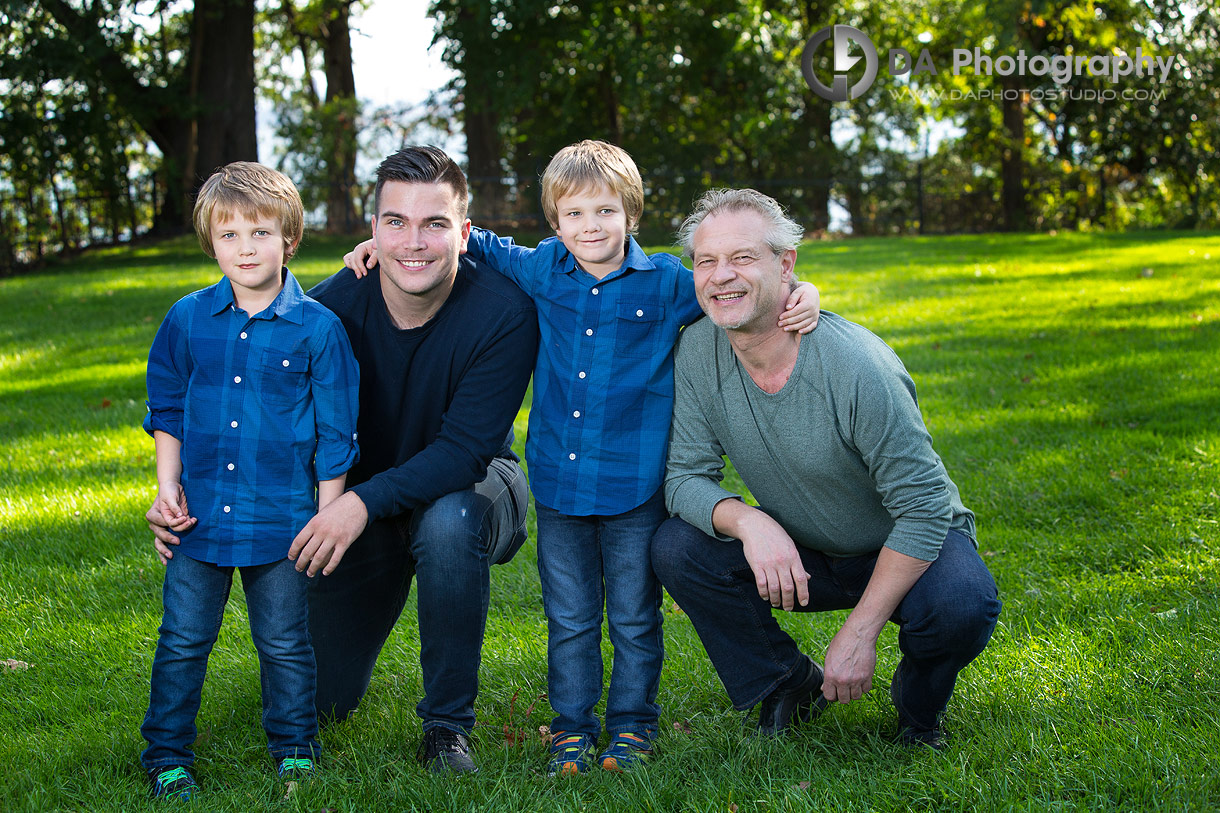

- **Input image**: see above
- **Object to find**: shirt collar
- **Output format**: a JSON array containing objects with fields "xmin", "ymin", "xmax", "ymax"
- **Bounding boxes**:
[
  {"xmin": 554, "ymin": 235, "xmax": 657, "ymax": 278},
  {"xmin": 208, "ymin": 268, "xmax": 305, "ymax": 324}
]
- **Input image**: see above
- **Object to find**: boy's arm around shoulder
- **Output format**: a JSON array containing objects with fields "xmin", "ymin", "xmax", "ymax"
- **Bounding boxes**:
[{"xmin": 465, "ymin": 226, "xmax": 547, "ymax": 296}]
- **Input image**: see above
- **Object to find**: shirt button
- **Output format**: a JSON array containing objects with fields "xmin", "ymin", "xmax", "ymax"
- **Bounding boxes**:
[
  {"xmin": 568, "ymin": 453, "xmax": 576, "ymax": 460},
  {"xmin": 240, "ymin": 331, "xmax": 248, "ymax": 339},
  {"xmin": 230, "ymin": 420, "xmax": 238, "ymax": 428},
  {"xmin": 223, "ymin": 505, "xmax": 231, "ymax": 513},
  {"xmin": 573, "ymin": 410, "xmax": 581, "ymax": 418},
  {"xmin": 233, "ymin": 375, "xmax": 242, "ymax": 384},
  {"xmin": 592, "ymin": 288, "xmax": 599, "ymax": 295},
  {"xmin": 636, "ymin": 309, "xmax": 644, "ymax": 317},
  {"xmin": 585, "ymin": 328, "xmax": 593, "ymax": 336},
  {"xmin": 282, "ymin": 359, "xmax": 290, "ymax": 367},
  {"xmin": 227, "ymin": 463, "xmax": 235, "ymax": 471},
  {"xmin": 578, "ymin": 371, "xmax": 586, "ymax": 379}
]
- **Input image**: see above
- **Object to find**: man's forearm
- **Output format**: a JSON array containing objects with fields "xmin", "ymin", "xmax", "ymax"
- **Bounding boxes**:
[{"xmin": 843, "ymin": 546, "xmax": 931, "ymax": 639}]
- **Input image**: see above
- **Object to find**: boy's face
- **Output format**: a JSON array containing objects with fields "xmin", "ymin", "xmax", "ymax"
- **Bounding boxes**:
[
  {"xmin": 211, "ymin": 210, "xmax": 288, "ymax": 304},
  {"xmin": 552, "ymin": 184, "xmax": 628, "ymax": 279}
]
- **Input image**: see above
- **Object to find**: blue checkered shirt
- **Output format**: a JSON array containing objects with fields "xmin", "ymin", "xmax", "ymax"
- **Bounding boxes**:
[
  {"xmin": 467, "ymin": 228, "xmax": 703, "ymax": 516},
  {"xmin": 144, "ymin": 270, "xmax": 360, "ymax": 566}
]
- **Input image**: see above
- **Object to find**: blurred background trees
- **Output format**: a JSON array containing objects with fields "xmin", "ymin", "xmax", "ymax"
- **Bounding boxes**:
[{"xmin": 2, "ymin": 0, "xmax": 1216, "ymax": 271}]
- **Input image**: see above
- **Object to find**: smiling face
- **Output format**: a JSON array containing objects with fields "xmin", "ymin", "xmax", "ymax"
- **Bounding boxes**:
[
  {"xmin": 552, "ymin": 184, "xmax": 628, "ymax": 280},
  {"xmin": 210, "ymin": 210, "xmax": 288, "ymax": 309},
  {"xmin": 691, "ymin": 208, "xmax": 796, "ymax": 333},
  {"xmin": 372, "ymin": 180, "xmax": 471, "ymax": 323}
]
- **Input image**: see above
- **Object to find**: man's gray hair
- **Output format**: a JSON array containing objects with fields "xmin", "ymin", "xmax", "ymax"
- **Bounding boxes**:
[{"xmin": 676, "ymin": 188, "xmax": 805, "ymax": 258}]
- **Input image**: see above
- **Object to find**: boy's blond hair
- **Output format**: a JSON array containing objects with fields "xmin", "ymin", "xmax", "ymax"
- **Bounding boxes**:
[
  {"xmin": 192, "ymin": 162, "xmax": 305, "ymax": 261},
  {"xmin": 540, "ymin": 140, "xmax": 644, "ymax": 234}
]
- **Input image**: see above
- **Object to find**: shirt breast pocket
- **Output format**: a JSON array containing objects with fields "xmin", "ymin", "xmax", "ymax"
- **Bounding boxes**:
[
  {"xmin": 259, "ymin": 350, "xmax": 309, "ymax": 406},
  {"xmin": 615, "ymin": 301, "xmax": 666, "ymax": 358}
]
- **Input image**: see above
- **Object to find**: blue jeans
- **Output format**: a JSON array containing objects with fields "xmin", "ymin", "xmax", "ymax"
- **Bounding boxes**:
[
  {"xmin": 534, "ymin": 490, "xmax": 667, "ymax": 741},
  {"xmin": 141, "ymin": 554, "xmax": 318, "ymax": 771},
  {"xmin": 652, "ymin": 519, "xmax": 1000, "ymax": 732},
  {"xmin": 307, "ymin": 457, "xmax": 528, "ymax": 734}
]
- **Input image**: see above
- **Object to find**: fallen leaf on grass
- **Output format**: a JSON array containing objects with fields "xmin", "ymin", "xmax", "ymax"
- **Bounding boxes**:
[
  {"xmin": 539, "ymin": 726, "xmax": 553, "ymax": 745},
  {"xmin": 729, "ymin": 804, "xmax": 738, "ymax": 813},
  {"xmin": 672, "ymin": 720, "xmax": 692, "ymax": 734},
  {"xmin": 4, "ymin": 660, "xmax": 31, "ymax": 671},
  {"xmin": 795, "ymin": 781, "xmax": 811, "ymax": 791}
]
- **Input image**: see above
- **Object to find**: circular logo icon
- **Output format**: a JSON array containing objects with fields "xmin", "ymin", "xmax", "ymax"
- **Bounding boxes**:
[{"xmin": 801, "ymin": 25, "xmax": 878, "ymax": 101}]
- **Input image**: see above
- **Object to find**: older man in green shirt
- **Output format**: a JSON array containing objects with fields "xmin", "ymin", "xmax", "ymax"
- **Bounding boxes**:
[{"xmin": 653, "ymin": 189, "xmax": 1000, "ymax": 749}]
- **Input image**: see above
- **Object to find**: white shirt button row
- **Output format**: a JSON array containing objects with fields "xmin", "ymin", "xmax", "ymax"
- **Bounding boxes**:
[
  {"xmin": 578, "ymin": 371, "xmax": 586, "ymax": 379},
  {"xmin": 240, "ymin": 331, "xmax": 248, "ymax": 339},
  {"xmin": 233, "ymin": 376, "xmax": 241, "ymax": 384},
  {"xmin": 227, "ymin": 463, "xmax": 235, "ymax": 471},
  {"xmin": 282, "ymin": 359, "xmax": 290, "ymax": 367},
  {"xmin": 636, "ymin": 309, "xmax": 644, "ymax": 317},
  {"xmin": 568, "ymin": 453, "xmax": 576, "ymax": 460},
  {"xmin": 573, "ymin": 411, "xmax": 580, "ymax": 418},
  {"xmin": 592, "ymin": 288, "xmax": 599, "ymax": 295},
  {"xmin": 585, "ymin": 329, "xmax": 593, "ymax": 336},
  {"xmin": 223, "ymin": 505, "xmax": 231, "ymax": 513},
  {"xmin": 230, "ymin": 420, "xmax": 238, "ymax": 428}
]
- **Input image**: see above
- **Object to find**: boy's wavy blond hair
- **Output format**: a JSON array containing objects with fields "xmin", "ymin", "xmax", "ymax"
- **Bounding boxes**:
[
  {"xmin": 192, "ymin": 162, "xmax": 305, "ymax": 260},
  {"xmin": 540, "ymin": 140, "xmax": 644, "ymax": 233}
]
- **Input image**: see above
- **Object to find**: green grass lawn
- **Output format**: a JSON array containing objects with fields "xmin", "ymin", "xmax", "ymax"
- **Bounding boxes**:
[{"xmin": 1, "ymin": 230, "xmax": 1218, "ymax": 811}]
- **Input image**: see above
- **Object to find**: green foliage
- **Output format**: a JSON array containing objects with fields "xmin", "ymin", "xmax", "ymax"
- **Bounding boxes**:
[{"xmin": 2, "ymin": 231, "xmax": 1219, "ymax": 809}]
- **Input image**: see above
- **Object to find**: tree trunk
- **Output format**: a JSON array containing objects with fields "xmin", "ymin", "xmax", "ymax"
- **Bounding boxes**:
[
  {"xmin": 322, "ymin": 1, "xmax": 359, "ymax": 233},
  {"xmin": 188, "ymin": 0, "xmax": 259, "ymax": 196},
  {"xmin": 999, "ymin": 75, "xmax": 1027, "ymax": 231}
]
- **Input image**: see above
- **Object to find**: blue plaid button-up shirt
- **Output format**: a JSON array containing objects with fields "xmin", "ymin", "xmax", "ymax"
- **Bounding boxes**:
[
  {"xmin": 467, "ymin": 228, "xmax": 703, "ymax": 516},
  {"xmin": 144, "ymin": 270, "xmax": 360, "ymax": 566}
]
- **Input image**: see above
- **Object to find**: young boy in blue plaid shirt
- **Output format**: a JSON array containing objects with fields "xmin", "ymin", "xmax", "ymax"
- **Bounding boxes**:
[
  {"xmin": 141, "ymin": 162, "xmax": 359, "ymax": 799},
  {"xmin": 346, "ymin": 141, "xmax": 818, "ymax": 774}
]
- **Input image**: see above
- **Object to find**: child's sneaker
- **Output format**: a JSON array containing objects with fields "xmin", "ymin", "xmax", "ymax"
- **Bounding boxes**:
[
  {"xmin": 148, "ymin": 765, "xmax": 199, "ymax": 800},
  {"xmin": 547, "ymin": 732, "xmax": 596, "ymax": 776},
  {"xmin": 277, "ymin": 756, "xmax": 316, "ymax": 780},
  {"xmin": 597, "ymin": 731, "xmax": 653, "ymax": 772}
]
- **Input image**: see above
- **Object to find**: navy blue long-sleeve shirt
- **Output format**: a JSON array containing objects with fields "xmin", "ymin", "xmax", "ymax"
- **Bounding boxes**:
[{"xmin": 308, "ymin": 257, "xmax": 538, "ymax": 523}]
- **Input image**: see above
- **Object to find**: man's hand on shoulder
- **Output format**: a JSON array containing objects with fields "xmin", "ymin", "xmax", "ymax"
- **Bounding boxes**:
[
  {"xmin": 713, "ymin": 499, "xmax": 810, "ymax": 611},
  {"xmin": 289, "ymin": 491, "xmax": 369, "ymax": 577}
]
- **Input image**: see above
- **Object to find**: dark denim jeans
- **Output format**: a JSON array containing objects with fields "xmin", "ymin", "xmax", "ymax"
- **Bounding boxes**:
[
  {"xmin": 652, "ymin": 519, "xmax": 1000, "ymax": 732},
  {"xmin": 140, "ymin": 554, "xmax": 318, "ymax": 771},
  {"xmin": 307, "ymin": 457, "xmax": 528, "ymax": 734},
  {"xmin": 534, "ymin": 490, "xmax": 667, "ymax": 741}
]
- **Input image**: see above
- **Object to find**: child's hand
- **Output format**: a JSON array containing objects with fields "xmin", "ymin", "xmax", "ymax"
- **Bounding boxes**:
[
  {"xmin": 780, "ymin": 280, "xmax": 821, "ymax": 333},
  {"xmin": 156, "ymin": 483, "xmax": 196, "ymax": 533},
  {"xmin": 343, "ymin": 239, "xmax": 378, "ymax": 279}
]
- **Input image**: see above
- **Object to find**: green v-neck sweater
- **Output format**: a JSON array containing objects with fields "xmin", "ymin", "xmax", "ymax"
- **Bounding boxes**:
[{"xmin": 665, "ymin": 312, "xmax": 974, "ymax": 562}]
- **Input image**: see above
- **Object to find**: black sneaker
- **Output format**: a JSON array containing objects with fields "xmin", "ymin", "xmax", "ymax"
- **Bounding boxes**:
[
  {"xmin": 416, "ymin": 727, "xmax": 478, "ymax": 774},
  {"xmin": 756, "ymin": 654, "xmax": 829, "ymax": 735},
  {"xmin": 895, "ymin": 725, "xmax": 949, "ymax": 751},
  {"xmin": 148, "ymin": 765, "xmax": 199, "ymax": 800}
]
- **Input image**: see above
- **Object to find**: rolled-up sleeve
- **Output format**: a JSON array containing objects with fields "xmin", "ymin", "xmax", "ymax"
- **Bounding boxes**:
[
  {"xmin": 309, "ymin": 314, "xmax": 361, "ymax": 481},
  {"xmin": 144, "ymin": 303, "xmax": 190, "ymax": 440}
]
